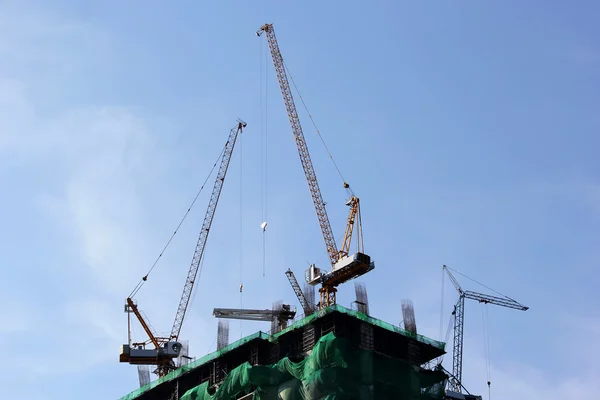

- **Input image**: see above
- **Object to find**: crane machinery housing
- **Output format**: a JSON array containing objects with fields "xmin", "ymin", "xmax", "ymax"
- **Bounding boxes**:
[
  {"xmin": 257, "ymin": 24, "xmax": 374, "ymax": 309},
  {"xmin": 119, "ymin": 120, "xmax": 246, "ymax": 377}
]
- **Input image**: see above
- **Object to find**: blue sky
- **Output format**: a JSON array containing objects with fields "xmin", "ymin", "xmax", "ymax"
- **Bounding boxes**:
[{"xmin": 1, "ymin": 1, "xmax": 598, "ymax": 399}]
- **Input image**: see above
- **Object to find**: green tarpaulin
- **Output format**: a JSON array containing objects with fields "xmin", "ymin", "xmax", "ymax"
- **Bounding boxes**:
[
  {"xmin": 120, "ymin": 305, "xmax": 447, "ymax": 400},
  {"xmin": 180, "ymin": 332, "xmax": 447, "ymax": 400}
]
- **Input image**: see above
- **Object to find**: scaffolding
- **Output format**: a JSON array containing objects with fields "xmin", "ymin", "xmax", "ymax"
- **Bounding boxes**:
[{"xmin": 120, "ymin": 305, "xmax": 446, "ymax": 400}]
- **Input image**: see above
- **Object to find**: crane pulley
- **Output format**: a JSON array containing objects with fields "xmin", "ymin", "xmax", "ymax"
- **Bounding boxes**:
[
  {"xmin": 120, "ymin": 120, "xmax": 246, "ymax": 377},
  {"xmin": 258, "ymin": 24, "xmax": 374, "ymax": 308}
]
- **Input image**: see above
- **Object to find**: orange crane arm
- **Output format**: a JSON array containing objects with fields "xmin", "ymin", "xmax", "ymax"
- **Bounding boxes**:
[
  {"xmin": 257, "ymin": 24, "xmax": 339, "ymax": 267},
  {"xmin": 126, "ymin": 297, "xmax": 160, "ymax": 349},
  {"xmin": 339, "ymin": 196, "xmax": 363, "ymax": 258}
]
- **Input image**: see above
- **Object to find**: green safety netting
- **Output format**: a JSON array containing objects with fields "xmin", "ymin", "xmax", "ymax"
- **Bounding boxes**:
[
  {"xmin": 273, "ymin": 305, "xmax": 444, "ymax": 351},
  {"xmin": 119, "ymin": 332, "xmax": 272, "ymax": 400},
  {"xmin": 120, "ymin": 305, "xmax": 446, "ymax": 400},
  {"xmin": 180, "ymin": 332, "xmax": 447, "ymax": 400}
]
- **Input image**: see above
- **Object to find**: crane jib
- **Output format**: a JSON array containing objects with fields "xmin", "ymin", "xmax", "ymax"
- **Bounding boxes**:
[
  {"xmin": 170, "ymin": 121, "xmax": 246, "ymax": 341},
  {"xmin": 121, "ymin": 121, "xmax": 246, "ymax": 377},
  {"xmin": 259, "ymin": 24, "xmax": 339, "ymax": 267}
]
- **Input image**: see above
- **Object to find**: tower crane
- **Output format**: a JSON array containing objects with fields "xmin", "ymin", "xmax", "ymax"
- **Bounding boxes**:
[
  {"xmin": 443, "ymin": 265, "xmax": 529, "ymax": 394},
  {"xmin": 257, "ymin": 24, "xmax": 374, "ymax": 308},
  {"xmin": 119, "ymin": 120, "xmax": 247, "ymax": 377}
]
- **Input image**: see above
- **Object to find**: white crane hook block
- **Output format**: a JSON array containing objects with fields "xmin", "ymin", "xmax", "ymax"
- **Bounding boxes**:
[{"xmin": 261, "ymin": 222, "xmax": 268, "ymax": 232}]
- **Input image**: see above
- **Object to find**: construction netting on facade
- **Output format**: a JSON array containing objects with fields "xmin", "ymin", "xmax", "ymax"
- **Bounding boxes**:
[
  {"xmin": 120, "ymin": 305, "xmax": 446, "ymax": 400},
  {"xmin": 180, "ymin": 332, "xmax": 447, "ymax": 400},
  {"xmin": 120, "ymin": 332, "xmax": 272, "ymax": 400}
]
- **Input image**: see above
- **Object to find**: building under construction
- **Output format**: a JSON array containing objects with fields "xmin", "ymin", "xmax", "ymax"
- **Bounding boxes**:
[
  {"xmin": 120, "ymin": 304, "xmax": 449, "ymax": 400},
  {"xmin": 118, "ymin": 22, "xmax": 526, "ymax": 400}
]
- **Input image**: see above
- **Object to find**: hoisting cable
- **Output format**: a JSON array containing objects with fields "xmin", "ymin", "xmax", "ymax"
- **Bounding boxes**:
[
  {"xmin": 440, "ymin": 313, "xmax": 455, "ymax": 364},
  {"xmin": 481, "ymin": 304, "xmax": 492, "ymax": 398},
  {"xmin": 440, "ymin": 266, "xmax": 445, "ymax": 342},
  {"xmin": 260, "ymin": 36, "xmax": 264, "ymax": 277},
  {"xmin": 434, "ymin": 266, "xmax": 447, "ymax": 364},
  {"xmin": 445, "ymin": 313, "xmax": 454, "ymax": 348},
  {"xmin": 129, "ymin": 146, "xmax": 226, "ymax": 299},
  {"xmin": 206, "ymin": 333, "xmax": 217, "ymax": 355},
  {"xmin": 188, "ymin": 255, "xmax": 206, "ymax": 316},
  {"xmin": 313, "ymin": 230, "xmax": 352, "ymax": 266},
  {"xmin": 283, "ymin": 61, "xmax": 353, "ymax": 195},
  {"xmin": 239, "ymin": 127, "xmax": 244, "ymax": 339},
  {"xmin": 260, "ymin": 37, "xmax": 269, "ymax": 277},
  {"xmin": 436, "ymin": 308, "xmax": 454, "ymax": 365}
]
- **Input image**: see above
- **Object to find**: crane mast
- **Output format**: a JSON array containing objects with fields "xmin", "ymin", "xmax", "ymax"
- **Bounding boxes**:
[
  {"xmin": 257, "ymin": 24, "xmax": 338, "ymax": 267},
  {"xmin": 443, "ymin": 265, "xmax": 528, "ymax": 393}
]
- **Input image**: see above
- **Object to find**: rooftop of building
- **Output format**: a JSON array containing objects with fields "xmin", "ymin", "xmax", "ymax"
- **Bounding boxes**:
[{"xmin": 120, "ymin": 304, "xmax": 447, "ymax": 400}]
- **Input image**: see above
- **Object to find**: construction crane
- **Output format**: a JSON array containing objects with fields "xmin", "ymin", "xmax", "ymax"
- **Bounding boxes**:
[
  {"xmin": 285, "ymin": 268, "xmax": 315, "ymax": 315},
  {"xmin": 120, "ymin": 120, "xmax": 247, "ymax": 377},
  {"xmin": 213, "ymin": 304, "xmax": 297, "ymax": 332},
  {"xmin": 257, "ymin": 23, "xmax": 374, "ymax": 308},
  {"xmin": 443, "ymin": 265, "xmax": 529, "ymax": 394}
]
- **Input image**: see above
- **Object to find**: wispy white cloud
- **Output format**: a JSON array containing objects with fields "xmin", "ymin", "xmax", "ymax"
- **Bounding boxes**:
[
  {"xmin": 0, "ymin": 3, "xmax": 111, "ymax": 81},
  {"xmin": 0, "ymin": 5, "xmax": 175, "ymax": 390},
  {"xmin": 2, "ymin": 3, "xmax": 598, "ymax": 400}
]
